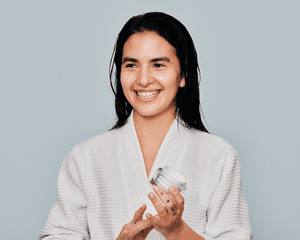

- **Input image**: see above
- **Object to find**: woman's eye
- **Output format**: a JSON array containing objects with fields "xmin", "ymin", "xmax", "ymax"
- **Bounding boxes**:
[
  {"xmin": 126, "ymin": 63, "xmax": 136, "ymax": 68},
  {"xmin": 154, "ymin": 63, "xmax": 164, "ymax": 68}
]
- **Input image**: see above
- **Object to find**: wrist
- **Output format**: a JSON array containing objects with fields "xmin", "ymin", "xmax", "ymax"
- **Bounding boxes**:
[{"xmin": 164, "ymin": 220, "xmax": 185, "ymax": 240}]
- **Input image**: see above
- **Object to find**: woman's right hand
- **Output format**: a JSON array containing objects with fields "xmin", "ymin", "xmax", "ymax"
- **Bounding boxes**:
[{"xmin": 117, "ymin": 204, "xmax": 154, "ymax": 240}]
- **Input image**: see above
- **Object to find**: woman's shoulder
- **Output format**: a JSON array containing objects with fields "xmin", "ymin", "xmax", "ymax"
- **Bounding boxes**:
[
  {"xmin": 184, "ymin": 129, "xmax": 239, "ymax": 173},
  {"xmin": 70, "ymin": 127, "xmax": 123, "ymax": 156},
  {"xmin": 185, "ymin": 128, "xmax": 236, "ymax": 155}
]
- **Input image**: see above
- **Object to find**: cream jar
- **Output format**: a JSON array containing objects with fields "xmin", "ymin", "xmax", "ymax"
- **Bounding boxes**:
[
  {"xmin": 144, "ymin": 166, "xmax": 187, "ymax": 218},
  {"xmin": 152, "ymin": 165, "xmax": 187, "ymax": 194}
]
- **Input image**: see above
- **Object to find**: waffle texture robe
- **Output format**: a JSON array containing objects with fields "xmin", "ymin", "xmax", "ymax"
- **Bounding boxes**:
[{"xmin": 39, "ymin": 112, "xmax": 253, "ymax": 239}]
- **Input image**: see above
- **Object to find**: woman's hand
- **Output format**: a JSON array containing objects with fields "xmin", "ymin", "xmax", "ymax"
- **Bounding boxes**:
[
  {"xmin": 146, "ymin": 185, "xmax": 185, "ymax": 238},
  {"xmin": 116, "ymin": 204, "xmax": 154, "ymax": 240}
]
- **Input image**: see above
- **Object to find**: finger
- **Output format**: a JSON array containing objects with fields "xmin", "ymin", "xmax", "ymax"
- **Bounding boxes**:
[
  {"xmin": 132, "ymin": 204, "xmax": 146, "ymax": 224},
  {"xmin": 148, "ymin": 191, "xmax": 168, "ymax": 218},
  {"xmin": 145, "ymin": 212, "xmax": 160, "ymax": 226},
  {"xmin": 168, "ymin": 186, "xmax": 185, "ymax": 215},
  {"xmin": 152, "ymin": 185, "xmax": 176, "ymax": 215},
  {"xmin": 134, "ymin": 219, "xmax": 153, "ymax": 230}
]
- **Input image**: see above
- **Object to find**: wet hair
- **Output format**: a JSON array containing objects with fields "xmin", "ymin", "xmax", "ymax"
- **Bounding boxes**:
[{"xmin": 109, "ymin": 12, "xmax": 209, "ymax": 133}]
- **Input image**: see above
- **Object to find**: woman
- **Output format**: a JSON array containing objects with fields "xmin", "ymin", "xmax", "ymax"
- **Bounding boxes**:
[{"xmin": 39, "ymin": 12, "xmax": 253, "ymax": 240}]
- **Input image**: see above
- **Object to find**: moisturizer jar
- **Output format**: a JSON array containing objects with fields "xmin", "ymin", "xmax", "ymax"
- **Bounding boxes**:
[{"xmin": 152, "ymin": 165, "xmax": 187, "ymax": 194}]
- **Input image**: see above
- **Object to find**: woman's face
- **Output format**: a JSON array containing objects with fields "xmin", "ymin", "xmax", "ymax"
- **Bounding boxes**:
[{"xmin": 121, "ymin": 31, "xmax": 185, "ymax": 119}]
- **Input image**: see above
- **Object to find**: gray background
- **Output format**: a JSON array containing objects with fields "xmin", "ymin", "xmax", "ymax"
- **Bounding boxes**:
[{"xmin": 0, "ymin": 0, "xmax": 299, "ymax": 239}]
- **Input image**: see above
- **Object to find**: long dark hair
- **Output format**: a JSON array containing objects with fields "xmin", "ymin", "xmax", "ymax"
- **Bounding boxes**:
[{"xmin": 109, "ymin": 12, "xmax": 209, "ymax": 133}]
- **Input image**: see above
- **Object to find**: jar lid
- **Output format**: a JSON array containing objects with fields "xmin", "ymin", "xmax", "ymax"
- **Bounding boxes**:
[
  {"xmin": 153, "ymin": 165, "xmax": 187, "ymax": 192},
  {"xmin": 162, "ymin": 166, "xmax": 186, "ymax": 185}
]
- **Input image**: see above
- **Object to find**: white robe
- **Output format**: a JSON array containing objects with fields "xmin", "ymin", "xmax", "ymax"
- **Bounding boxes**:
[{"xmin": 39, "ymin": 112, "xmax": 253, "ymax": 239}]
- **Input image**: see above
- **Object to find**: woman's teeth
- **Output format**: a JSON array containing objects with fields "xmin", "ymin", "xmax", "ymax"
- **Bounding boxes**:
[{"xmin": 137, "ymin": 91, "xmax": 160, "ymax": 98}]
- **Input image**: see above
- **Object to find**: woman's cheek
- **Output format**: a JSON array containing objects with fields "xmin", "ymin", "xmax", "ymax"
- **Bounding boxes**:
[{"xmin": 121, "ymin": 71, "xmax": 136, "ymax": 86}]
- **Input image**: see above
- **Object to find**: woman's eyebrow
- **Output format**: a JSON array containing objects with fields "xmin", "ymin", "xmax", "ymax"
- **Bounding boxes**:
[
  {"xmin": 122, "ymin": 57, "xmax": 138, "ymax": 64},
  {"xmin": 122, "ymin": 56, "xmax": 170, "ymax": 64},
  {"xmin": 150, "ymin": 57, "xmax": 170, "ymax": 63}
]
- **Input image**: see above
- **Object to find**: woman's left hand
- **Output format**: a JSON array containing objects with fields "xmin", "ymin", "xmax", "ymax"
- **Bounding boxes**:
[{"xmin": 146, "ymin": 185, "xmax": 185, "ymax": 238}]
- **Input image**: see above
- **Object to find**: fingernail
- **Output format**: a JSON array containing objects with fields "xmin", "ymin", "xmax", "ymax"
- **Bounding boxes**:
[
  {"xmin": 146, "ymin": 213, "xmax": 151, "ymax": 218},
  {"xmin": 153, "ymin": 185, "xmax": 159, "ymax": 191},
  {"xmin": 169, "ymin": 186, "xmax": 175, "ymax": 191},
  {"xmin": 142, "ymin": 204, "xmax": 146, "ymax": 209},
  {"xmin": 149, "ymin": 192, "xmax": 154, "ymax": 199}
]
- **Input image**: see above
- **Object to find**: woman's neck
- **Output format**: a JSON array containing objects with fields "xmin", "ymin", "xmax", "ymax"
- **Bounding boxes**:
[{"xmin": 133, "ymin": 109, "xmax": 176, "ymax": 141}]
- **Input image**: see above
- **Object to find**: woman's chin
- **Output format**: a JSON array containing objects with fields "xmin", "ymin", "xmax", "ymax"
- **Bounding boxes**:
[
  {"xmin": 133, "ymin": 107, "xmax": 175, "ymax": 120},
  {"xmin": 134, "ymin": 110, "xmax": 159, "ymax": 118}
]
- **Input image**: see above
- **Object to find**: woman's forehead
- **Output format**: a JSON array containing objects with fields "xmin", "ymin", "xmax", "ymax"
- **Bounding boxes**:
[{"xmin": 122, "ymin": 32, "xmax": 177, "ymax": 60}]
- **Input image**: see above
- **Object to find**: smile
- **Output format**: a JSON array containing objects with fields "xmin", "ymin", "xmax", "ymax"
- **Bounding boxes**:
[{"xmin": 135, "ymin": 90, "xmax": 161, "ymax": 99}]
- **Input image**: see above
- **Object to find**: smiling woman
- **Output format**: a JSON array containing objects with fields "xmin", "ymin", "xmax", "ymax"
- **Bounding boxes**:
[
  {"xmin": 121, "ymin": 31, "xmax": 185, "ymax": 119},
  {"xmin": 109, "ymin": 12, "xmax": 208, "ymax": 133},
  {"xmin": 39, "ymin": 12, "xmax": 253, "ymax": 240}
]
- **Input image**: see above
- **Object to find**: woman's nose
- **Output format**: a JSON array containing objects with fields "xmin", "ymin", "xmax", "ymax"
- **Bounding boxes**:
[{"xmin": 136, "ymin": 67, "xmax": 154, "ymax": 86}]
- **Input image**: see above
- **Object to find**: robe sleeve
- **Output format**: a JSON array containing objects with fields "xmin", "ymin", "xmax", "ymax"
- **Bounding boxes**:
[
  {"xmin": 39, "ymin": 146, "xmax": 89, "ymax": 240},
  {"xmin": 201, "ymin": 148, "xmax": 253, "ymax": 240}
]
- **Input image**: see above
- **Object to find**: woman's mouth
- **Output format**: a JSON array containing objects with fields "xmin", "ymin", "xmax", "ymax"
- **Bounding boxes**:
[{"xmin": 135, "ymin": 90, "xmax": 161, "ymax": 99}]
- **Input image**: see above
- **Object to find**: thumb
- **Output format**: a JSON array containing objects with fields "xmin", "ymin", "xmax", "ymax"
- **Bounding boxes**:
[{"xmin": 145, "ymin": 213, "xmax": 160, "ymax": 226}]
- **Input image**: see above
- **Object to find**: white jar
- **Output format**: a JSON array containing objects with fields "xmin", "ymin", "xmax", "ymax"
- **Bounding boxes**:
[
  {"xmin": 152, "ymin": 165, "xmax": 187, "ymax": 194},
  {"xmin": 144, "ymin": 166, "xmax": 187, "ymax": 218}
]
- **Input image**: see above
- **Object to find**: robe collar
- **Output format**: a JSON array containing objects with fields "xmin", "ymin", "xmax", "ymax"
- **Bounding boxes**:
[{"xmin": 119, "ymin": 111, "xmax": 190, "ymax": 219}]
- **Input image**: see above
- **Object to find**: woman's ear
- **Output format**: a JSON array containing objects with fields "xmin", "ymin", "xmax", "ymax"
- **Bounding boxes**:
[{"xmin": 179, "ymin": 77, "xmax": 185, "ymax": 88}]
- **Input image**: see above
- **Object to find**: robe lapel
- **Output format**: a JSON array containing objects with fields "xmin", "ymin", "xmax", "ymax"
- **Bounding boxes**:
[
  {"xmin": 148, "ymin": 118, "xmax": 189, "ymax": 183},
  {"xmin": 120, "ymin": 112, "xmax": 189, "ymax": 221},
  {"xmin": 119, "ymin": 112, "xmax": 150, "ymax": 219}
]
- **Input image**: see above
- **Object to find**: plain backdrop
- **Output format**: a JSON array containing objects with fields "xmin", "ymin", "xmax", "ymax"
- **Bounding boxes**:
[{"xmin": 0, "ymin": 1, "xmax": 299, "ymax": 239}]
